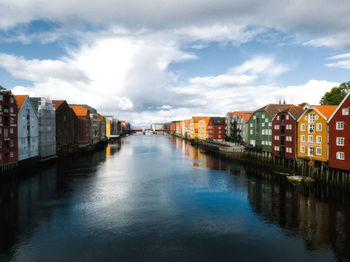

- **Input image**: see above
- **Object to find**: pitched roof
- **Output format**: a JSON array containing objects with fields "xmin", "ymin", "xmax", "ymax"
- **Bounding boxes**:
[
  {"xmin": 14, "ymin": 95, "xmax": 28, "ymax": 110},
  {"xmin": 210, "ymin": 117, "xmax": 225, "ymax": 125},
  {"xmin": 192, "ymin": 116, "xmax": 207, "ymax": 123},
  {"xmin": 234, "ymin": 111, "xmax": 254, "ymax": 118},
  {"xmin": 226, "ymin": 112, "xmax": 234, "ymax": 117},
  {"xmin": 257, "ymin": 104, "xmax": 293, "ymax": 117},
  {"xmin": 69, "ymin": 105, "xmax": 88, "ymax": 117},
  {"xmin": 29, "ymin": 97, "xmax": 41, "ymax": 112},
  {"xmin": 287, "ymin": 106, "xmax": 305, "ymax": 120},
  {"xmin": 313, "ymin": 105, "xmax": 338, "ymax": 119},
  {"xmin": 328, "ymin": 92, "xmax": 350, "ymax": 122},
  {"xmin": 52, "ymin": 100, "xmax": 66, "ymax": 109},
  {"xmin": 242, "ymin": 112, "xmax": 253, "ymax": 122}
]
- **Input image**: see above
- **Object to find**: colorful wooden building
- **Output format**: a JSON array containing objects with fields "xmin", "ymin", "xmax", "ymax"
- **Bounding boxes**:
[
  {"xmin": 248, "ymin": 104, "xmax": 291, "ymax": 152},
  {"xmin": 207, "ymin": 117, "xmax": 225, "ymax": 141},
  {"xmin": 69, "ymin": 105, "xmax": 91, "ymax": 146},
  {"xmin": 182, "ymin": 119, "xmax": 191, "ymax": 137},
  {"xmin": 52, "ymin": 100, "xmax": 77, "ymax": 154},
  {"xmin": 272, "ymin": 106, "xmax": 304, "ymax": 160},
  {"xmin": 190, "ymin": 117, "xmax": 205, "ymax": 139},
  {"xmin": 297, "ymin": 105, "xmax": 337, "ymax": 162},
  {"xmin": 232, "ymin": 111, "xmax": 253, "ymax": 143},
  {"xmin": 328, "ymin": 93, "xmax": 350, "ymax": 171},
  {"xmin": 198, "ymin": 117, "xmax": 210, "ymax": 140},
  {"xmin": 225, "ymin": 112, "xmax": 234, "ymax": 139},
  {"xmin": 176, "ymin": 121, "xmax": 183, "ymax": 135},
  {"xmin": 0, "ymin": 91, "xmax": 18, "ymax": 167}
]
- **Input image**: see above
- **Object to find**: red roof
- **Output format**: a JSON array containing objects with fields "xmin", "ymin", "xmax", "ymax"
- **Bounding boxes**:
[
  {"xmin": 52, "ymin": 100, "xmax": 66, "ymax": 109},
  {"xmin": 69, "ymin": 105, "xmax": 88, "ymax": 117},
  {"xmin": 14, "ymin": 95, "xmax": 28, "ymax": 110}
]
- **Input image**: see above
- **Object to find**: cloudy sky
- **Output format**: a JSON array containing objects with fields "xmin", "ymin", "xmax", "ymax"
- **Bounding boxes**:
[{"xmin": 0, "ymin": 1, "xmax": 350, "ymax": 127}]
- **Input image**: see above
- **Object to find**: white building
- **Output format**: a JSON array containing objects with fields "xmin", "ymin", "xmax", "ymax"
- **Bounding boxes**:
[
  {"xmin": 30, "ymin": 97, "xmax": 56, "ymax": 158},
  {"xmin": 14, "ymin": 95, "xmax": 39, "ymax": 161}
]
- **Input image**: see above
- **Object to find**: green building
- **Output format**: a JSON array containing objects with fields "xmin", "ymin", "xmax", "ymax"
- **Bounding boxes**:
[{"xmin": 247, "ymin": 104, "xmax": 292, "ymax": 152}]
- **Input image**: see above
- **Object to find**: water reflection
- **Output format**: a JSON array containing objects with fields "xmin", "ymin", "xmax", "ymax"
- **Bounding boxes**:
[
  {"xmin": 172, "ymin": 136, "xmax": 350, "ymax": 262},
  {"xmin": 1, "ymin": 136, "xmax": 350, "ymax": 261}
]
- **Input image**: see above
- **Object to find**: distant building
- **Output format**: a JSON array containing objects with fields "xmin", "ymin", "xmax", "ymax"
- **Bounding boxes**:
[
  {"xmin": 69, "ymin": 105, "xmax": 91, "ymax": 146},
  {"xmin": 14, "ymin": 95, "xmax": 39, "ymax": 161},
  {"xmin": 225, "ymin": 112, "xmax": 234, "ymax": 139},
  {"xmin": 198, "ymin": 117, "xmax": 210, "ymax": 140},
  {"xmin": 52, "ymin": 100, "xmax": 77, "ymax": 154},
  {"xmin": 30, "ymin": 97, "xmax": 56, "ymax": 158},
  {"xmin": 0, "ymin": 91, "xmax": 18, "ymax": 167},
  {"xmin": 151, "ymin": 123, "xmax": 167, "ymax": 130},
  {"xmin": 98, "ymin": 114, "xmax": 106, "ymax": 141},
  {"xmin": 104, "ymin": 116, "xmax": 113, "ymax": 136},
  {"xmin": 71, "ymin": 104, "xmax": 99, "ymax": 144}
]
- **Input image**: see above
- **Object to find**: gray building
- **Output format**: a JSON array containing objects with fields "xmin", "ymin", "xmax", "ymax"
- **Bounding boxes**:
[{"xmin": 30, "ymin": 97, "xmax": 56, "ymax": 158}]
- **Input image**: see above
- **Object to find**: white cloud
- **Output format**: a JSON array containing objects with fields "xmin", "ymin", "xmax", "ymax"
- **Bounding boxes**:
[
  {"xmin": 324, "ymin": 52, "xmax": 350, "ymax": 70},
  {"xmin": 231, "ymin": 56, "xmax": 289, "ymax": 77},
  {"xmin": 190, "ymin": 74, "xmax": 256, "ymax": 88}
]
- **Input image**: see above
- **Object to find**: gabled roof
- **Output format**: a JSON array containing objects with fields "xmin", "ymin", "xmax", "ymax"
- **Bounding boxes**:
[
  {"xmin": 69, "ymin": 105, "xmax": 89, "ymax": 117},
  {"xmin": 313, "ymin": 105, "xmax": 337, "ymax": 119},
  {"xmin": 226, "ymin": 112, "xmax": 234, "ymax": 117},
  {"xmin": 191, "ymin": 116, "xmax": 206, "ymax": 123},
  {"xmin": 242, "ymin": 112, "xmax": 253, "ymax": 122},
  {"xmin": 328, "ymin": 92, "xmax": 350, "ymax": 122},
  {"xmin": 14, "ymin": 95, "xmax": 28, "ymax": 110},
  {"xmin": 256, "ymin": 104, "xmax": 293, "ymax": 117},
  {"xmin": 29, "ymin": 97, "xmax": 41, "ymax": 112},
  {"xmin": 52, "ymin": 100, "xmax": 66, "ymax": 109},
  {"xmin": 297, "ymin": 105, "xmax": 337, "ymax": 121},
  {"xmin": 209, "ymin": 117, "xmax": 225, "ymax": 125},
  {"xmin": 287, "ymin": 106, "xmax": 305, "ymax": 120}
]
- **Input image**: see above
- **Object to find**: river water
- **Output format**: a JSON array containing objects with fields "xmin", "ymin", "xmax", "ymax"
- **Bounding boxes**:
[{"xmin": 1, "ymin": 134, "xmax": 350, "ymax": 262}]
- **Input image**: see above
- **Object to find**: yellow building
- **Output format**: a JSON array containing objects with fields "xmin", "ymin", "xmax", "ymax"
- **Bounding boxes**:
[
  {"xmin": 191, "ymin": 116, "xmax": 205, "ymax": 139},
  {"xmin": 198, "ymin": 117, "xmax": 211, "ymax": 140},
  {"xmin": 104, "ymin": 116, "xmax": 113, "ymax": 136},
  {"xmin": 297, "ymin": 105, "xmax": 337, "ymax": 162}
]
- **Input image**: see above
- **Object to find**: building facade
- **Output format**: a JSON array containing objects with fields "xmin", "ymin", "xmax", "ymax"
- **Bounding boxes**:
[
  {"xmin": 14, "ymin": 95, "xmax": 39, "ymax": 161},
  {"xmin": 272, "ymin": 106, "xmax": 304, "ymax": 160},
  {"xmin": 69, "ymin": 105, "xmax": 91, "ymax": 146},
  {"xmin": 232, "ymin": 111, "xmax": 253, "ymax": 143},
  {"xmin": 198, "ymin": 117, "xmax": 210, "ymax": 140},
  {"xmin": 71, "ymin": 104, "xmax": 98, "ymax": 144},
  {"xmin": 30, "ymin": 97, "xmax": 56, "ymax": 158},
  {"xmin": 225, "ymin": 112, "xmax": 234, "ymax": 140},
  {"xmin": 297, "ymin": 105, "xmax": 337, "ymax": 162},
  {"xmin": 98, "ymin": 114, "xmax": 106, "ymax": 141},
  {"xmin": 248, "ymin": 104, "xmax": 291, "ymax": 152},
  {"xmin": 52, "ymin": 100, "xmax": 77, "ymax": 154},
  {"xmin": 207, "ymin": 117, "xmax": 225, "ymax": 141},
  {"xmin": 328, "ymin": 93, "xmax": 350, "ymax": 171},
  {"xmin": 0, "ymin": 91, "xmax": 18, "ymax": 167}
]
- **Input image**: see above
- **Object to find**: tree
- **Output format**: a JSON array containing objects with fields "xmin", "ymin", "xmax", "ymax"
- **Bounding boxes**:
[
  {"xmin": 0, "ymin": 85, "xmax": 6, "ymax": 90},
  {"xmin": 298, "ymin": 102, "xmax": 308, "ymax": 107},
  {"xmin": 320, "ymin": 81, "xmax": 350, "ymax": 105}
]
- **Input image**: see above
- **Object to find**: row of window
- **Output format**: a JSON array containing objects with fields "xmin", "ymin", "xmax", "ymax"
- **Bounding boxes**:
[
  {"xmin": 0, "ymin": 151, "xmax": 14, "ymax": 160},
  {"xmin": 276, "ymin": 115, "xmax": 290, "ymax": 121},
  {"xmin": 261, "ymin": 141, "xmax": 272, "ymax": 146},
  {"xmin": 274, "ymin": 146, "xmax": 293, "ymax": 153},
  {"xmin": 300, "ymin": 146, "xmax": 322, "ymax": 156}
]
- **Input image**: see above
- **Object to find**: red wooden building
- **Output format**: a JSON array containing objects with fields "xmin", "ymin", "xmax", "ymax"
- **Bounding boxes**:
[
  {"xmin": 328, "ymin": 93, "xmax": 350, "ymax": 171},
  {"xmin": 0, "ymin": 90, "xmax": 18, "ymax": 168},
  {"xmin": 207, "ymin": 117, "xmax": 225, "ymax": 141},
  {"xmin": 272, "ymin": 105, "xmax": 304, "ymax": 160},
  {"xmin": 69, "ymin": 105, "xmax": 91, "ymax": 146}
]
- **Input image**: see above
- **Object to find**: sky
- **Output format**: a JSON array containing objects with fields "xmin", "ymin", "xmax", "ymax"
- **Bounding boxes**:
[{"xmin": 0, "ymin": 1, "xmax": 350, "ymax": 127}]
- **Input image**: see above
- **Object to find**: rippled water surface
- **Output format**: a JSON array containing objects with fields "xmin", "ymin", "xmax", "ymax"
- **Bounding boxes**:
[{"xmin": 1, "ymin": 135, "xmax": 350, "ymax": 261}]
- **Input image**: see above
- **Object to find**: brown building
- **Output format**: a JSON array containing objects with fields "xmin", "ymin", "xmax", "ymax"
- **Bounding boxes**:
[
  {"xmin": 272, "ymin": 105, "xmax": 304, "ymax": 160},
  {"xmin": 0, "ymin": 91, "xmax": 18, "ymax": 168},
  {"xmin": 52, "ymin": 100, "xmax": 77, "ymax": 154},
  {"xmin": 69, "ymin": 105, "xmax": 91, "ymax": 146}
]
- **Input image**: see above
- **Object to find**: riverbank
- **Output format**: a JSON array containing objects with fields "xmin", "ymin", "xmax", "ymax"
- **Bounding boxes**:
[
  {"xmin": 172, "ymin": 133, "xmax": 350, "ymax": 189},
  {"xmin": 0, "ymin": 139, "xmax": 110, "ymax": 179}
]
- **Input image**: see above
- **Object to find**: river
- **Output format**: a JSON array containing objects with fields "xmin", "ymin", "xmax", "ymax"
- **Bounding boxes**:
[{"xmin": 0, "ymin": 134, "xmax": 350, "ymax": 262}]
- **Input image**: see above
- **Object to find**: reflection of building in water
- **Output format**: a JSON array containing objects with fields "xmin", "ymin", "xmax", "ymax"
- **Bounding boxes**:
[{"xmin": 247, "ymin": 176, "xmax": 350, "ymax": 260}]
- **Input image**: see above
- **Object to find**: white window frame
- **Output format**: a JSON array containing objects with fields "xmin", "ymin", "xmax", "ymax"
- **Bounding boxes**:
[
  {"xmin": 301, "ymin": 124, "xmax": 305, "ymax": 131},
  {"xmin": 316, "ymin": 136, "xmax": 322, "ymax": 144},
  {"xmin": 300, "ymin": 135, "xmax": 305, "ymax": 142},
  {"xmin": 336, "ymin": 137, "xmax": 345, "ymax": 146},
  {"xmin": 316, "ymin": 123, "xmax": 322, "ymax": 131},
  {"xmin": 300, "ymin": 146, "xmax": 305, "ymax": 153},
  {"xmin": 342, "ymin": 108, "xmax": 349, "ymax": 116},
  {"xmin": 274, "ymin": 125, "xmax": 279, "ymax": 130},
  {"xmin": 336, "ymin": 121, "xmax": 344, "ymax": 130},
  {"xmin": 316, "ymin": 147, "xmax": 322, "ymax": 155},
  {"xmin": 308, "ymin": 135, "xmax": 313, "ymax": 143},
  {"xmin": 336, "ymin": 152, "xmax": 345, "ymax": 160}
]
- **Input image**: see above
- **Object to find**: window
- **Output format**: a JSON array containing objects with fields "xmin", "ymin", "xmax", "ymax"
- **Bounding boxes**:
[
  {"xmin": 301, "ymin": 124, "xmax": 305, "ymax": 131},
  {"xmin": 316, "ymin": 136, "xmax": 322, "ymax": 143},
  {"xmin": 253, "ymin": 116, "xmax": 256, "ymax": 119},
  {"xmin": 309, "ymin": 113, "xmax": 315, "ymax": 123},
  {"xmin": 274, "ymin": 125, "xmax": 279, "ymax": 130},
  {"xmin": 305, "ymin": 116, "xmax": 307, "ymax": 120},
  {"xmin": 336, "ymin": 121, "xmax": 344, "ymax": 130},
  {"xmin": 250, "ymin": 130, "xmax": 253, "ymax": 135},
  {"xmin": 10, "ymin": 128, "xmax": 13, "ymax": 134},
  {"xmin": 277, "ymin": 116, "xmax": 280, "ymax": 120},
  {"xmin": 0, "ymin": 95, "xmax": 2, "ymax": 101},
  {"xmin": 300, "ymin": 146, "xmax": 305, "ymax": 153},
  {"xmin": 274, "ymin": 135, "xmax": 279, "ymax": 140},
  {"xmin": 262, "ymin": 141, "xmax": 265, "ymax": 145},
  {"xmin": 218, "ymin": 126, "xmax": 221, "ymax": 129},
  {"xmin": 265, "ymin": 119, "xmax": 268, "ymax": 123},
  {"xmin": 262, "ymin": 130, "xmax": 265, "ymax": 135},
  {"xmin": 286, "ymin": 115, "xmax": 289, "ymax": 120},
  {"xmin": 301, "ymin": 135, "xmax": 305, "ymax": 142},
  {"xmin": 262, "ymin": 123, "xmax": 265, "ymax": 127},
  {"xmin": 269, "ymin": 122, "xmax": 272, "ymax": 127},
  {"xmin": 316, "ymin": 123, "xmax": 322, "ymax": 131},
  {"xmin": 336, "ymin": 137, "xmax": 345, "ymax": 146},
  {"xmin": 250, "ymin": 123, "xmax": 253, "ymax": 127},
  {"xmin": 336, "ymin": 152, "xmax": 345, "ymax": 160},
  {"xmin": 286, "ymin": 136, "xmax": 292, "ymax": 141},
  {"xmin": 308, "ymin": 135, "xmax": 313, "ymax": 142},
  {"xmin": 218, "ymin": 135, "xmax": 221, "ymax": 138},
  {"xmin": 342, "ymin": 108, "xmax": 349, "ymax": 115},
  {"xmin": 262, "ymin": 114, "xmax": 265, "ymax": 119},
  {"xmin": 274, "ymin": 146, "xmax": 279, "ymax": 151},
  {"xmin": 4, "ymin": 128, "xmax": 8, "ymax": 137},
  {"xmin": 308, "ymin": 146, "xmax": 314, "ymax": 156},
  {"xmin": 308, "ymin": 124, "xmax": 315, "ymax": 133},
  {"xmin": 316, "ymin": 147, "xmax": 322, "ymax": 155},
  {"xmin": 10, "ymin": 152, "xmax": 13, "ymax": 158},
  {"xmin": 10, "ymin": 107, "xmax": 13, "ymax": 113}
]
